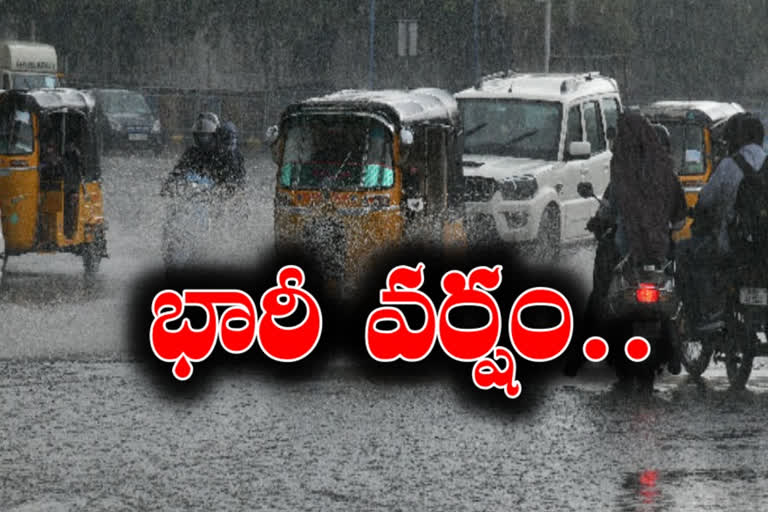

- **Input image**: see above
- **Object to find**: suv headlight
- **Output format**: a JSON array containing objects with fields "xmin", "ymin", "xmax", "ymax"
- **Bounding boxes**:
[
  {"xmin": 152, "ymin": 119, "xmax": 161, "ymax": 133},
  {"xmin": 499, "ymin": 175, "xmax": 538, "ymax": 200}
]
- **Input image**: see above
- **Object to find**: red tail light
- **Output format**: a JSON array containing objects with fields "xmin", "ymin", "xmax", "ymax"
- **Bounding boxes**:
[{"xmin": 636, "ymin": 283, "xmax": 659, "ymax": 303}]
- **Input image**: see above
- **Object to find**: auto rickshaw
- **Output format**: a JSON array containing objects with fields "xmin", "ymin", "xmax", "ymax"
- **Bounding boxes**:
[
  {"xmin": 639, "ymin": 100, "xmax": 744, "ymax": 241},
  {"xmin": 0, "ymin": 88, "xmax": 108, "ymax": 275},
  {"xmin": 267, "ymin": 88, "xmax": 466, "ymax": 292}
]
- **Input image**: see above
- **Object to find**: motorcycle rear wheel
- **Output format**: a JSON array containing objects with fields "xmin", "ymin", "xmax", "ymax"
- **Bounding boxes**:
[
  {"xmin": 725, "ymin": 320, "xmax": 757, "ymax": 391},
  {"xmin": 677, "ymin": 314, "xmax": 714, "ymax": 379}
]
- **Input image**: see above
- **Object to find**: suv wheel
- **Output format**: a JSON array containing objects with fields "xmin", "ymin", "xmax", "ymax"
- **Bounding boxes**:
[{"xmin": 532, "ymin": 205, "xmax": 561, "ymax": 263}]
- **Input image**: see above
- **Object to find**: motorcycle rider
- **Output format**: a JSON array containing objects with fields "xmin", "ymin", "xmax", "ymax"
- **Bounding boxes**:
[
  {"xmin": 162, "ymin": 112, "xmax": 246, "ymax": 196},
  {"xmin": 564, "ymin": 113, "xmax": 686, "ymax": 377},
  {"xmin": 677, "ymin": 112, "xmax": 766, "ymax": 331}
]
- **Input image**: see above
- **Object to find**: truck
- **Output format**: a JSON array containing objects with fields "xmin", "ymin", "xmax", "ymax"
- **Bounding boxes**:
[{"xmin": 0, "ymin": 40, "xmax": 59, "ymax": 90}]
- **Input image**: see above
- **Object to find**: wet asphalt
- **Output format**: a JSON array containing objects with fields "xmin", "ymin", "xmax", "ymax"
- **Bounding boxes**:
[{"xmin": 2, "ymin": 152, "xmax": 768, "ymax": 511}]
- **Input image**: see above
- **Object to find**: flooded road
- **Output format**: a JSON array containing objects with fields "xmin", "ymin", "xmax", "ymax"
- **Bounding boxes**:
[{"xmin": 2, "ymin": 152, "xmax": 768, "ymax": 510}]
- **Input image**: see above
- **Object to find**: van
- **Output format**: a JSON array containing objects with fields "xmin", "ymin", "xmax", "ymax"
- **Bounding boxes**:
[{"xmin": 0, "ymin": 40, "xmax": 59, "ymax": 90}]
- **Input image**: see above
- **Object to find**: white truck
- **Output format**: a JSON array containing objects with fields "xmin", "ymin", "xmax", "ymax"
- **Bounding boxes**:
[
  {"xmin": 0, "ymin": 40, "xmax": 59, "ymax": 90},
  {"xmin": 455, "ymin": 71, "xmax": 623, "ymax": 261}
]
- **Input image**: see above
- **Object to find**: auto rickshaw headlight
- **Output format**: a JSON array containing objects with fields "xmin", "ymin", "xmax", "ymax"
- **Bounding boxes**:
[{"xmin": 499, "ymin": 175, "xmax": 538, "ymax": 200}]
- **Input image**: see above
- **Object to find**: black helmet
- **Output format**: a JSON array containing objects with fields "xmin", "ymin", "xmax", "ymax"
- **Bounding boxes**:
[
  {"xmin": 652, "ymin": 123, "xmax": 671, "ymax": 153},
  {"xmin": 723, "ymin": 112, "xmax": 764, "ymax": 153},
  {"xmin": 192, "ymin": 111, "xmax": 220, "ymax": 151}
]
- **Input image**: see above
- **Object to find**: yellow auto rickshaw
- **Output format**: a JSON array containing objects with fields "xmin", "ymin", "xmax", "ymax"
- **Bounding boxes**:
[
  {"xmin": 267, "ymin": 88, "xmax": 466, "ymax": 290},
  {"xmin": 639, "ymin": 100, "xmax": 744, "ymax": 241},
  {"xmin": 0, "ymin": 88, "xmax": 108, "ymax": 274}
]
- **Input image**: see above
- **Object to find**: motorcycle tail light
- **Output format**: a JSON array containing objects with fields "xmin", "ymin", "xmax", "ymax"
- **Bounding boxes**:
[{"xmin": 636, "ymin": 283, "xmax": 659, "ymax": 303}]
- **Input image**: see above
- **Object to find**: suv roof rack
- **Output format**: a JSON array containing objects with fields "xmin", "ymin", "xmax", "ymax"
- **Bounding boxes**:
[{"xmin": 474, "ymin": 69, "xmax": 516, "ymax": 90}]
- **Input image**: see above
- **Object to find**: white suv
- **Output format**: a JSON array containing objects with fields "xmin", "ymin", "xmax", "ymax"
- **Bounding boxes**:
[{"xmin": 455, "ymin": 71, "xmax": 623, "ymax": 259}]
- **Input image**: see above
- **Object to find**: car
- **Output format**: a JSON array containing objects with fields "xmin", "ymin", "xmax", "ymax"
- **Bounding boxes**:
[
  {"xmin": 455, "ymin": 71, "xmax": 623, "ymax": 260},
  {"xmin": 89, "ymin": 88, "xmax": 164, "ymax": 156}
]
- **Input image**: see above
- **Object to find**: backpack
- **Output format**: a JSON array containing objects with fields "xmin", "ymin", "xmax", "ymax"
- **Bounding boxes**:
[{"xmin": 730, "ymin": 153, "xmax": 768, "ymax": 256}]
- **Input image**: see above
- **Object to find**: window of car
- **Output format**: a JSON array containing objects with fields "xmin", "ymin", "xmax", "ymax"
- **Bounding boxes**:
[
  {"xmin": 601, "ymin": 97, "xmax": 620, "ymax": 140},
  {"xmin": 459, "ymin": 98, "xmax": 563, "ymax": 161},
  {"xmin": 99, "ymin": 90, "xmax": 152, "ymax": 116},
  {"xmin": 583, "ymin": 101, "xmax": 606, "ymax": 153},
  {"xmin": 566, "ymin": 104, "xmax": 583, "ymax": 147}
]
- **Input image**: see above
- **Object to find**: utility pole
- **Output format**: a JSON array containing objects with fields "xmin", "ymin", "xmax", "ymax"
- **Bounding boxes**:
[
  {"xmin": 473, "ymin": 0, "xmax": 480, "ymax": 82},
  {"xmin": 535, "ymin": 0, "xmax": 551, "ymax": 72},
  {"xmin": 369, "ymin": 0, "xmax": 376, "ymax": 89}
]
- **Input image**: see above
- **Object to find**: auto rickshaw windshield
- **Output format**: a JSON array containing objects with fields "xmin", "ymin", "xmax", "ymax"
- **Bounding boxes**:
[
  {"xmin": 0, "ymin": 107, "xmax": 34, "ymax": 155},
  {"xmin": 279, "ymin": 115, "xmax": 395, "ymax": 190},
  {"xmin": 666, "ymin": 122, "xmax": 705, "ymax": 175}
]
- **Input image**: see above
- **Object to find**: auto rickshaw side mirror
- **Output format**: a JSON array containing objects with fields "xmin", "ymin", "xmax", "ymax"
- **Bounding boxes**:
[
  {"xmin": 577, "ymin": 181, "xmax": 595, "ymax": 199},
  {"xmin": 399, "ymin": 127, "xmax": 414, "ymax": 164},
  {"xmin": 265, "ymin": 125, "xmax": 280, "ymax": 163}
]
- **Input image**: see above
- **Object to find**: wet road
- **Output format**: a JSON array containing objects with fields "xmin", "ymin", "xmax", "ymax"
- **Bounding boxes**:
[{"xmin": 3, "ymin": 153, "xmax": 768, "ymax": 510}]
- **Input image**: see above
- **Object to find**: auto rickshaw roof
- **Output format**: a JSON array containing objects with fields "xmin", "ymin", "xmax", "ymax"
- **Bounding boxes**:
[
  {"xmin": 0, "ymin": 87, "xmax": 96, "ymax": 113},
  {"xmin": 281, "ymin": 88, "xmax": 461, "ymax": 128},
  {"xmin": 640, "ymin": 100, "xmax": 744, "ymax": 124}
]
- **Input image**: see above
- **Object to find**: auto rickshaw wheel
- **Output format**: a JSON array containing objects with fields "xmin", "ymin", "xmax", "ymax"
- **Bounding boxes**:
[
  {"xmin": 0, "ymin": 253, "xmax": 6, "ymax": 288},
  {"xmin": 83, "ymin": 226, "xmax": 106, "ymax": 274}
]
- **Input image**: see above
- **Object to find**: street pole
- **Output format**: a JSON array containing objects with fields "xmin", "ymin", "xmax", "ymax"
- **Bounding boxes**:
[
  {"xmin": 369, "ymin": 0, "xmax": 376, "ymax": 89},
  {"xmin": 544, "ymin": 0, "xmax": 551, "ymax": 72},
  {"xmin": 473, "ymin": 0, "xmax": 480, "ymax": 83}
]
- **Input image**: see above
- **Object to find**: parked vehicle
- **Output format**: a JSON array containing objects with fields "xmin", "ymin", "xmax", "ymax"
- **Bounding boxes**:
[
  {"xmin": 638, "ymin": 101, "xmax": 744, "ymax": 241},
  {"xmin": 0, "ymin": 40, "xmax": 59, "ymax": 90},
  {"xmin": 0, "ymin": 88, "xmax": 108, "ymax": 274},
  {"xmin": 89, "ymin": 88, "xmax": 164, "ymax": 155},
  {"xmin": 455, "ymin": 71, "xmax": 623, "ymax": 260},
  {"xmin": 267, "ymin": 88, "xmax": 466, "ymax": 294}
]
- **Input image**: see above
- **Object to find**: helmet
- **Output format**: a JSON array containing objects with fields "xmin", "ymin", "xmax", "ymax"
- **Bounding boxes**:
[
  {"xmin": 652, "ymin": 123, "xmax": 671, "ymax": 153},
  {"xmin": 723, "ymin": 112, "xmax": 764, "ymax": 153},
  {"xmin": 192, "ymin": 111, "xmax": 220, "ymax": 151}
]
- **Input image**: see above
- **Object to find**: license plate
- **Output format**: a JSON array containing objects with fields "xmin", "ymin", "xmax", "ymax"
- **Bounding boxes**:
[
  {"xmin": 739, "ymin": 287, "xmax": 768, "ymax": 306},
  {"xmin": 128, "ymin": 133, "xmax": 148, "ymax": 141}
]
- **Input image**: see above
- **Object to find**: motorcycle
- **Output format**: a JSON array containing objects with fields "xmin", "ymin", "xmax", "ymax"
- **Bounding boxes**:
[
  {"xmin": 578, "ymin": 182, "xmax": 683, "ymax": 388},
  {"xmin": 678, "ymin": 258, "xmax": 768, "ymax": 390},
  {"xmin": 160, "ymin": 168, "xmax": 218, "ymax": 270}
]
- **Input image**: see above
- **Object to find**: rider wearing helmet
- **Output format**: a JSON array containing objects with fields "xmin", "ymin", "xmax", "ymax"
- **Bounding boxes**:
[
  {"xmin": 678, "ymin": 112, "xmax": 767, "ymax": 331},
  {"xmin": 163, "ymin": 112, "xmax": 246, "ymax": 195}
]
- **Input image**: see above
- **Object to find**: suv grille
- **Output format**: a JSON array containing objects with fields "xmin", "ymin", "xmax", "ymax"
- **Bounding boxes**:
[{"xmin": 464, "ymin": 176, "xmax": 497, "ymax": 202}]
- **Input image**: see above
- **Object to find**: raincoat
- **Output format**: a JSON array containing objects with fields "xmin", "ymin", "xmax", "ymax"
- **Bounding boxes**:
[{"xmin": 609, "ymin": 112, "xmax": 687, "ymax": 263}]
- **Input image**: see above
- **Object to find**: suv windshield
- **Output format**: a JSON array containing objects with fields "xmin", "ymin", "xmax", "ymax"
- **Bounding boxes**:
[
  {"xmin": 666, "ymin": 122, "xmax": 705, "ymax": 176},
  {"xmin": 279, "ymin": 115, "xmax": 394, "ymax": 190},
  {"xmin": 459, "ymin": 99, "xmax": 563, "ymax": 160},
  {"xmin": 99, "ymin": 90, "xmax": 151, "ymax": 115},
  {"xmin": 0, "ymin": 108, "xmax": 34, "ymax": 155}
]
